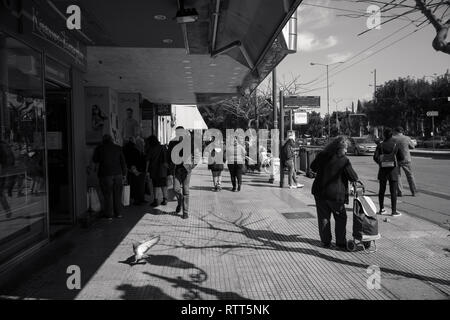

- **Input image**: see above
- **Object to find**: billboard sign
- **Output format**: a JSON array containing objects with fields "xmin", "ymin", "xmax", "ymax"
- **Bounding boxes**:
[{"xmin": 284, "ymin": 96, "xmax": 320, "ymax": 108}]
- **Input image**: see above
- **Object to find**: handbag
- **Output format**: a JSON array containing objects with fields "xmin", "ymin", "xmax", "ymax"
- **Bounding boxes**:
[
  {"xmin": 122, "ymin": 183, "xmax": 130, "ymax": 207},
  {"xmin": 379, "ymin": 143, "xmax": 397, "ymax": 168}
]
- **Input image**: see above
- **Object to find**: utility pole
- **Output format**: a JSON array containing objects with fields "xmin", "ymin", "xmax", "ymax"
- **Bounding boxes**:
[
  {"xmin": 372, "ymin": 69, "xmax": 377, "ymax": 102},
  {"xmin": 310, "ymin": 61, "xmax": 344, "ymax": 140},
  {"xmin": 333, "ymin": 98, "xmax": 343, "ymax": 135}
]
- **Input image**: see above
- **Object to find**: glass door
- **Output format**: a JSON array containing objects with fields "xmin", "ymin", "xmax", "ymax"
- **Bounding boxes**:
[{"xmin": 45, "ymin": 82, "xmax": 73, "ymax": 224}]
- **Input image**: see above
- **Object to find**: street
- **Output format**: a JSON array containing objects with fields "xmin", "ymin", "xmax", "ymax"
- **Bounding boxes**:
[{"xmin": 348, "ymin": 154, "xmax": 450, "ymax": 227}]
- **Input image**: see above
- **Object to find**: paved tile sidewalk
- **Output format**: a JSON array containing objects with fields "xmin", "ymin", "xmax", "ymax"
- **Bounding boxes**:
[{"xmin": 1, "ymin": 165, "xmax": 449, "ymax": 300}]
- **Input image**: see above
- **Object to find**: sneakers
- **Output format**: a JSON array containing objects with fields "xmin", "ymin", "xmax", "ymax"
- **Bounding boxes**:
[
  {"xmin": 289, "ymin": 185, "xmax": 297, "ymax": 189},
  {"xmin": 232, "ymin": 187, "xmax": 237, "ymax": 192},
  {"xmin": 296, "ymin": 184, "xmax": 304, "ymax": 188},
  {"xmin": 378, "ymin": 209, "xmax": 387, "ymax": 215},
  {"xmin": 391, "ymin": 211, "xmax": 402, "ymax": 217}
]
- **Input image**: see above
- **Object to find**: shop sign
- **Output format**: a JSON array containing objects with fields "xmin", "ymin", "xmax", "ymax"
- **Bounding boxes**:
[{"xmin": 32, "ymin": 7, "xmax": 87, "ymax": 69}]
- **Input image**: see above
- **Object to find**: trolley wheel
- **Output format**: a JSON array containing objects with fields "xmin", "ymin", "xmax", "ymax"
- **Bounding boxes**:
[
  {"xmin": 347, "ymin": 240, "xmax": 356, "ymax": 252},
  {"xmin": 363, "ymin": 242, "xmax": 371, "ymax": 249}
]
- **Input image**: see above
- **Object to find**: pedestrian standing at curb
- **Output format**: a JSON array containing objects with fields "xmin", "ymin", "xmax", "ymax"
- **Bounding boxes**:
[
  {"xmin": 93, "ymin": 134, "xmax": 127, "ymax": 221},
  {"xmin": 168, "ymin": 127, "xmax": 196, "ymax": 219},
  {"xmin": 145, "ymin": 135, "xmax": 169, "ymax": 207},
  {"xmin": 310, "ymin": 136, "xmax": 359, "ymax": 249},
  {"xmin": 281, "ymin": 135, "xmax": 304, "ymax": 189},
  {"xmin": 227, "ymin": 137, "xmax": 246, "ymax": 192},
  {"xmin": 374, "ymin": 128, "xmax": 403, "ymax": 217},
  {"xmin": 208, "ymin": 137, "xmax": 225, "ymax": 192},
  {"xmin": 392, "ymin": 126, "xmax": 418, "ymax": 197}
]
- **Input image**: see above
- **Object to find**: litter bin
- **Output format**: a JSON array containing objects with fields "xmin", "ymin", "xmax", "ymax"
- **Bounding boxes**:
[
  {"xmin": 305, "ymin": 147, "xmax": 323, "ymax": 178},
  {"xmin": 299, "ymin": 147, "xmax": 307, "ymax": 172}
]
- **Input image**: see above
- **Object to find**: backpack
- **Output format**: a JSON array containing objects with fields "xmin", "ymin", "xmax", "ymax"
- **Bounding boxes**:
[{"xmin": 379, "ymin": 143, "xmax": 397, "ymax": 168}]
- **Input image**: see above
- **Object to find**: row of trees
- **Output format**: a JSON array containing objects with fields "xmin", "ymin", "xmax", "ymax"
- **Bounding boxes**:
[{"xmin": 360, "ymin": 71, "xmax": 450, "ymax": 137}]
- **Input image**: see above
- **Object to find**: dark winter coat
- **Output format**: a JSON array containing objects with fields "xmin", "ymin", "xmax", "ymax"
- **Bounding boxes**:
[{"xmin": 311, "ymin": 151, "xmax": 359, "ymax": 204}]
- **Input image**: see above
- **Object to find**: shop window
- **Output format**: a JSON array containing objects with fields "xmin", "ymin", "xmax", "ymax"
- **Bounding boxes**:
[{"xmin": 0, "ymin": 32, "xmax": 48, "ymax": 267}]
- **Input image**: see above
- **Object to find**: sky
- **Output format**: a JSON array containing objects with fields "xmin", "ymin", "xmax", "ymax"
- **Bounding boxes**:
[{"xmin": 263, "ymin": 0, "xmax": 450, "ymax": 116}]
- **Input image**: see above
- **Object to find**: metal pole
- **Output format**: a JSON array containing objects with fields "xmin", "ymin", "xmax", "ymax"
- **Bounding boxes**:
[
  {"xmin": 272, "ymin": 69, "xmax": 278, "ymax": 130},
  {"xmin": 269, "ymin": 69, "xmax": 278, "ymax": 184},
  {"xmin": 374, "ymin": 69, "xmax": 377, "ymax": 102},
  {"xmin": 432, "ymin": 116, "xmax": 435, "ymax": 150},
  {"xmin": 327, "ymin": 65, "xmax": 330, "ymax": 139},
  {"xmin": 289, "ymin": 110, "xmax": 293, "ymax": 131},
  {"xmin": 280, "ymin": 90, "xmax": 285, "ymax": 188}
]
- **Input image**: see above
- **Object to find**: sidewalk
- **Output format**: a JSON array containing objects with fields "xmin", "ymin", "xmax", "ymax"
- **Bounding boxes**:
[{"xmin": 1, "ymin": 165, "xmax": 449, "ymax": 300}]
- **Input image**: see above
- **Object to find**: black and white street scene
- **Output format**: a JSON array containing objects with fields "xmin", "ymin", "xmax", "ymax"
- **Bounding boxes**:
[{"xmin": 0, "ymin": 0, "xmax": 449, "ymax": 303}]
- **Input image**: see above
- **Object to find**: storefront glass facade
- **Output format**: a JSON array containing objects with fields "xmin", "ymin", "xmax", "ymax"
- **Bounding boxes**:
[{"xmin": 0, "ymin": 32, "xmax": 49, "ymax": 266}]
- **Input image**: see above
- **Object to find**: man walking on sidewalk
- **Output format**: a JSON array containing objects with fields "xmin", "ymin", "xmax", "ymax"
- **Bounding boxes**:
[
  {"xmin": 93, "ymin": 134, "xmax": 128, "ymax": 220},
  {"xmin": 392, "ymin": 127, "xmax": 418, "ymax": 197},
  {"xmin": 168, "ymin": 127, "xmax": 196, "ymax": 219}
]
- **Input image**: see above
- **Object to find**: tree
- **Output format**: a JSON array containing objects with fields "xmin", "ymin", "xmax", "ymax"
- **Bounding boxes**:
[
  {"xmin": 359, "ymin": 71, "xmax": 450, "ymax": 136},
  {"xmin": 348, "ymin": 1, "xmax": 450, "ymax": 55}
]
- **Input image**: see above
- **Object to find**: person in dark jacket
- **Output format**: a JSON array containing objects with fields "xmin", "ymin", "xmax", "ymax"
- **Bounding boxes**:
[
  {"xmin": 208, "ymin": 137, "xmax": 226, "ymax": 191},
  {"xmin": 374, "ymin": 128, "xmax": 403, "ymax": 217},
  {"xmin": 93, "ymin": 134, "xmax": 127, "ymax": 220},
  {"xmin": 281, "ymin": 136, "xmax": 304, "ymax": 189},
  {"xmin": 145, "ymin": 135, "xmax": 169, "ymax": 207},
  {"xmin": 226, "ymin": 137, "xmax": 246, "ymax": 192},
  {"xmin": 311, "ymin": 136, "xmax": 359, "ymax": 249},
  {"xmin": 123, "ymin": 137, "xmax": 146, "ymax": 205},
  {"xmin": 168, "ymin": 127, "xmax": 197, "ymax": 219}
]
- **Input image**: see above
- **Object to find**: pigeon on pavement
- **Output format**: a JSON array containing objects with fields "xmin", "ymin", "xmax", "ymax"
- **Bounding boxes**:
[{"xmin": 132, "ymin": 235, "xmax": 160, "ymax": 263}]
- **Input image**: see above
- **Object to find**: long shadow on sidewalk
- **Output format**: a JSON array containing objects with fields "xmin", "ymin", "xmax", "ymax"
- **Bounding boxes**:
[{"xmin": 168, "ymin": 212, "xmax": 450, "ymax": 287}]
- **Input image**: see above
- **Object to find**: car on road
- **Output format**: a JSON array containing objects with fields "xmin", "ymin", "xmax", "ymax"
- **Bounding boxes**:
[
  {"xmin": 422, "ymin": 136, "xmax": 448, "ymax": 149},
  {"xmin": 347, "ymin": 136, "xmax": 378, "ymax": 155}
]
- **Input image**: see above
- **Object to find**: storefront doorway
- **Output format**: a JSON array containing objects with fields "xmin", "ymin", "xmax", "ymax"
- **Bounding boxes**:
[{"xmin": 45, "ymin": 82, "xmax": 73, "ymax": 225}]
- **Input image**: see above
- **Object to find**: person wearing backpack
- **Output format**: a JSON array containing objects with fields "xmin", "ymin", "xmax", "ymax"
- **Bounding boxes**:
[{"xmin": 373, "ymin": 127, "xmax": 403, "ymax": 217}]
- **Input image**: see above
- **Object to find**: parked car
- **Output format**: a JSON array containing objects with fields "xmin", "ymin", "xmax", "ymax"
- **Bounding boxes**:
[
  {"xmin": 422, "ymin": 136, "xmax": 447, "ymax": 149},
  {"xmin": 347, "ymin": 136, "xmax": 377, "ymax": 155}
]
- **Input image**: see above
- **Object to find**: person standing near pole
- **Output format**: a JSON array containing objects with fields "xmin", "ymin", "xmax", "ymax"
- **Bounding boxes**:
[
  {"xmin": 392, "ymin": 126, "xmax": 418, "ymax": 197},
  {"xmin": 281, "ymin": 134, "xmax": 304, "ymax": 189}
]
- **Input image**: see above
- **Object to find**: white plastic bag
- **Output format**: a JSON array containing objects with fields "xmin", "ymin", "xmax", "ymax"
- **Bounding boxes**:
[
  {"xmin": 88, "ymin": 187, "xmax": 101, "ymax": 212},
  {"xmin": 122, "ymin": 184, "xmax": 130, "ymax": 207}
]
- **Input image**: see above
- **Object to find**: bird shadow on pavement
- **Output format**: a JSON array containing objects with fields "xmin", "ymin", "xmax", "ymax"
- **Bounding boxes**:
[{"xmin": 118, "ymin": 255, "xmax": 146, "ymax": 266}]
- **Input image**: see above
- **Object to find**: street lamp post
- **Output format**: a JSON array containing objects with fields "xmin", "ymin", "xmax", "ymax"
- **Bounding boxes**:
[{"xmin": 310, "ymin": 61, "xmax": 344, "ymax": 140}]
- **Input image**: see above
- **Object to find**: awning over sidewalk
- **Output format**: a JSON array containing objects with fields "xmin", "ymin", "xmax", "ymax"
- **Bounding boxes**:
[{"xmin": 50, "ymin": 0, "xmax": 302, "ymax": 104}]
